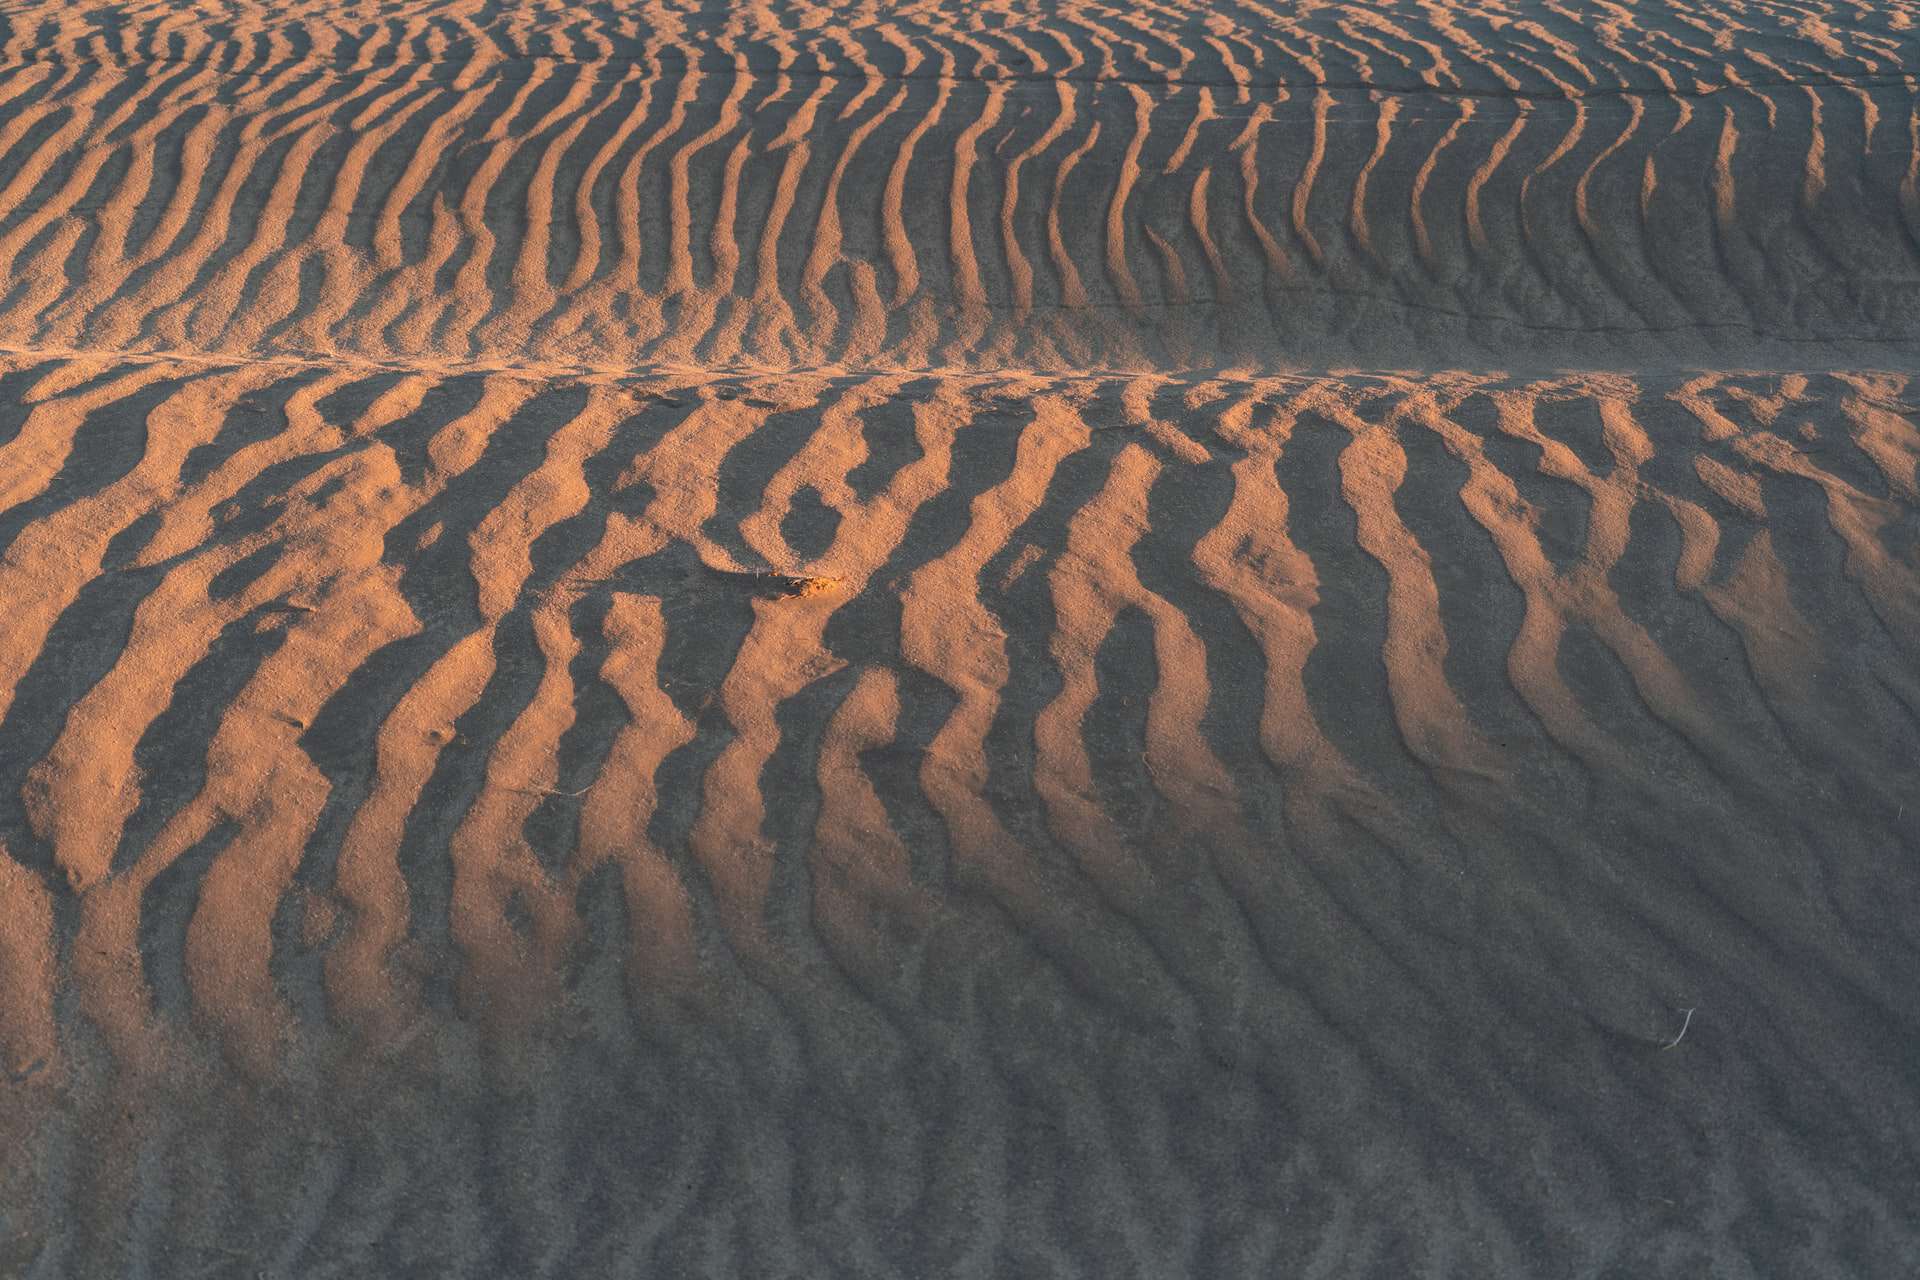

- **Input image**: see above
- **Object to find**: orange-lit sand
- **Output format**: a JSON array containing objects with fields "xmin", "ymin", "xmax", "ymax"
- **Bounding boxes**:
[{"xmin": 2, "ymin": 0, "xmax": 1918, "ymax": 1272}]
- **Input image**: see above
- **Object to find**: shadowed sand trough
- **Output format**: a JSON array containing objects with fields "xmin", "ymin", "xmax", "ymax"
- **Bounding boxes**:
[{"xmin": 2, "ymin": 0, "xmax": 1919, "ymax": 1274}]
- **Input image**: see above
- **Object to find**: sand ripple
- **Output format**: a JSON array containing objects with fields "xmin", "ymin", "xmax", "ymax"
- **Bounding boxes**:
[
  {"xmin": 2, "ymin": 1, "xmax": 1919, "ymax": 1273},
  {"xmin": 0, "ymin": 0, "xmax": 1914, "ymax": 369}
]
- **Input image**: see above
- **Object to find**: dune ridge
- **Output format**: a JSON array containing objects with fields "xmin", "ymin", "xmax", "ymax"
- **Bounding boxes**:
[{"xmin": 0, "ymin": 1, "xmax": 1916, "ymax": 371}]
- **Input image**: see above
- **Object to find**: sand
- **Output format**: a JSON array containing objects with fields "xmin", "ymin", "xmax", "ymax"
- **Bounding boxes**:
[{"xmin": 1, "ymin": 0, "xmax": 1918, "ymax": 1274}]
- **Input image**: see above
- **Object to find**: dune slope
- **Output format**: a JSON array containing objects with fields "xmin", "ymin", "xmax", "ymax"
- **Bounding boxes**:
[{"xmin": 2, "ymin": 1, "xmax": 1919, "ymax": 1275}]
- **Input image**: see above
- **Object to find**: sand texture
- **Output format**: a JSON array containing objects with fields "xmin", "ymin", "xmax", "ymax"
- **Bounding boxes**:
[{"xmin": 2, "ymin": 0, "xmax": 1919, "ymax": 1275}]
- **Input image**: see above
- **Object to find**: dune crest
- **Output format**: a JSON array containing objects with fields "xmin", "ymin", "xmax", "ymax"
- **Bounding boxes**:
[{"xmin": 0, "ymin": 0, "xmax": 1915, "ymax": 371}]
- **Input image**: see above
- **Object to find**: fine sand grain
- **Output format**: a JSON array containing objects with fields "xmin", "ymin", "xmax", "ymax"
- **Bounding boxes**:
[{"xmin": 2, "ymin": 0, "xmax": 1919, "ymax": 1275}]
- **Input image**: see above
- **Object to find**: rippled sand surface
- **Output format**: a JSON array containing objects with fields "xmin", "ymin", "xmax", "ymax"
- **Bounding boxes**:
[{"xmin": 2, "ymin": 1, "xmax": 1918, "ymax": 1274}]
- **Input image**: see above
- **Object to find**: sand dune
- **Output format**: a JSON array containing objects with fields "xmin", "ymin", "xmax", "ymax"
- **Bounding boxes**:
[
  {"xmin": 3, "ymin": 1, "xmax": 1920, "ymax": 1275},
  {"xmin": 0, "ymin": 0, "xmax": 1915, "ymax": 370}
]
